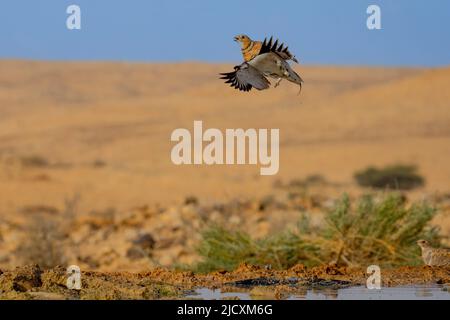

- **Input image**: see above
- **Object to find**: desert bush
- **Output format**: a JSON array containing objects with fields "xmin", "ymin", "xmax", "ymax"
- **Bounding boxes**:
[
  {"xmin": 15, "ymin": 215, "xmax": 67, "ymax": 269},
  {"xmin": 14, "ymin": 194, "xmax": 80, "ymax": 269},
  {"xmin": 354, "ymin": 165, "xmax": 424, "ymax": 190},
  {"xmin": 316, "ymin": 194, "xmax": 439, "ymax": 266},
  {"xmin": 193, "ymin": 193, "xmax": 440, "ymax": 272},
  {"xmin": 20, "ymin": 155, "xmax": 49, "ymax": 168},
  {"xmin": 92, "ymin": 159, "xmax": 107, "ymax": 168},
  {"xmin": 287, "ymin": 174, "xmax": 327, "ymax": 189}
]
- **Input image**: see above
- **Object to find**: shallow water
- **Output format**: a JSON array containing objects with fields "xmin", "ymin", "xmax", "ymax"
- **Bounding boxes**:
[{"xmin": 186, "ymin": 284, "xmax": 450, "ymax": 300}]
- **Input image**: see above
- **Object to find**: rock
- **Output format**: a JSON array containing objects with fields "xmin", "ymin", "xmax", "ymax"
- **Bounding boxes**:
[
  {"xmin": 133, "ymin": 233, "xmax": 156, "ymax": 250},
  {"xmin": 184, "ymin": 196, "xmax": 199, "ymax": 206},
  {"xmin": 128, "ymin": 233, "xmax": 156, "ymax": 260},
  {"xmin": 230, "ymin": 277, "xmax": 282, "ymax": 287},
  {"xmin": 290, "ymin": 264, "xmax": 307, "ymax": 274},
  {"xmin": 126, "ymin": 247, "xmax": 147, "ymax": 260},
  {"xmin": 77, "ymin": 256, "xmax": 100, "ymax": 269},
  {"xmin": 229, "ymin": 215, "xmax": 241, "ymax": 225},
  {"xmin": 308, "ymin": 277, "xmax": 352, "ymax": 289},
  {"xmin": 12, "ymin": 264, "xmax": 43, "ymax": 292}
]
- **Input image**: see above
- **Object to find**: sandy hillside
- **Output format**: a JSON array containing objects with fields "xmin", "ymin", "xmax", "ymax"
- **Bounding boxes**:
[{"xmin": 0, "ymin": 60, "xmax": 449, "ymax": 216}]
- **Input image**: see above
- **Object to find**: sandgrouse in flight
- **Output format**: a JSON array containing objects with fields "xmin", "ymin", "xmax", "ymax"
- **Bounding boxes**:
[
  {"xmin": 220, "ymin": 35, "xmax": 303, "ymax": 93},
  {"xmin": 417, "ymin": 240, "xmax": 450, "ymax": 266}
]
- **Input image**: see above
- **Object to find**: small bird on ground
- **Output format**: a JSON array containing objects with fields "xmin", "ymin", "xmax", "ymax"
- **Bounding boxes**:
[
  {"xmin": 220, "ymin": 35, "xmax": 303, "ymax": 93},
  {"xmin": 417, "ymin": 240, "xmax": 450, "ymax": 266}
]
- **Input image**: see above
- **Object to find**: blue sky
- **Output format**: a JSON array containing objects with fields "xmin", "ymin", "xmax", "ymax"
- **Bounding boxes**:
[{"xmin": 0, "ymin": 0, "xmax": 449, "ymax": 66}]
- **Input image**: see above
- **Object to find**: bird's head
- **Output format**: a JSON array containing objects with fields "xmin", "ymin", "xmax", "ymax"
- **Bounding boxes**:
[
  {"xmin": 234, "ymin": 34, "xmax": 252, "ymax": 48},
  {"xmin": 417, "ymin": 239, "xmax": 430, "ymax": 248}
]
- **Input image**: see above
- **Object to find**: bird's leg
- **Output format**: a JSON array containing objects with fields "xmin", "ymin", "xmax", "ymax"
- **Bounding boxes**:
[
  {"xmin": 274, "ymin": 78, "xmax": 282, "ymax": 88},
  {"xmin": 297, "ymin": 83, "xmax": 302, "ymax": 95}
]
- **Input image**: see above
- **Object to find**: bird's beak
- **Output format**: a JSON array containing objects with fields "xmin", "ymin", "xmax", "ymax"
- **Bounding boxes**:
[{"xmin": 234, "ymin": 36, "xmax": 239, "ymax": 42}]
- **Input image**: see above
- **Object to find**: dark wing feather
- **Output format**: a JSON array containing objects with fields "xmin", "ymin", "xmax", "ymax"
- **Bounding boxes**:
[
  {"xmin": 259, "ymin": 37, "xmax": 299, "ymax": 63},
  {"xmin": 220, "ymin": 63, "xmax": 270, "ymax": 92}
]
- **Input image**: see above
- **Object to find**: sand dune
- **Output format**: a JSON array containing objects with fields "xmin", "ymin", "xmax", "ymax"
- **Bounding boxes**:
[{"xmin": 0, "ymin": 60, "xmax": 449, "ymax": 215}]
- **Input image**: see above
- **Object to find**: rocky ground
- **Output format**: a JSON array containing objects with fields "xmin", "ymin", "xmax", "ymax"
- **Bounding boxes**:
[
  {"xmin": 0, "ymin": 178, "xmax": 337, "ymax": 271},
  {"xmin": 1, "ymin": 178, "xmax": 450, "ymax": 273}
]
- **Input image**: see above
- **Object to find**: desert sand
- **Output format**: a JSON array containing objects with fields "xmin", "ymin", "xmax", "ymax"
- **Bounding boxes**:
[{"xmin": 0, "ymin": 60, "xmax": 449, "ymax": 216}]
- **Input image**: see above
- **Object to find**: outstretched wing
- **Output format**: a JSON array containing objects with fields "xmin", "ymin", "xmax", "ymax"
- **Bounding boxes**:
[
  {"xmin": 259, "ymin": 36, "xmax": 299, "ymax": 63},
  {"xmin": 220, "ymin": 63, "xmax": 270, "ymax": 92}
]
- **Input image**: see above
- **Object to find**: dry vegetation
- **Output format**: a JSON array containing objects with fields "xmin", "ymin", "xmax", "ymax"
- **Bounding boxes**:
[
  {"xmin": 354, "ymin": 164, "xmax": 425, "ymax": 190},
  {"xmin": 13, "ymin": 195, "xmax": 80, "ymax": 269}
]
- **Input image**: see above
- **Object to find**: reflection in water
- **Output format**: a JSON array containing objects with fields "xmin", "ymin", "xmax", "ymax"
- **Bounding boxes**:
[
  {"xmin": 188, "ymin": 288, "xmax": 251, "ymax": 300},
  {"xmin": 414, "ymin": 287, "xmax": 435, "ymax": 298},
  {"xmin": 186, "ymin": 285, "xmax": 450, "ymax": 300}
]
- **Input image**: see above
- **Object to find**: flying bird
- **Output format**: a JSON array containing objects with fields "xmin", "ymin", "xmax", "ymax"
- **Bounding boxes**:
[
  {"xmin": 417, "ymin": 240, "xmax": 450, "ymax": 266},
  {"xmin": 220, "ymin": 35, "xmax": 303, "ymax": 93}
]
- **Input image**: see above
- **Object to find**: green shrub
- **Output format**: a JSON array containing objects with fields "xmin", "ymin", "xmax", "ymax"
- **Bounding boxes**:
[
  {"xmin": 319, "ymin": 194, "xmax": 439, "ymax": 266},
  {"xmin": 354, "ymin": 165, "xmax": 425, "ymax": 190},
  {"xmin": 192, "ymin": 194, "xmax": 440, "ymax": 272},
  {"xmin": 194, "ymin": 224, "xmax": 323, "ymax": 273}
]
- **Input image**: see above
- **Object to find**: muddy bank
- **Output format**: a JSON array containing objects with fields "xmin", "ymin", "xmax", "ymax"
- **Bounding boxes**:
[{"xmin": 1, "ymin": 264, "xmax": 449, "ymax": 300}]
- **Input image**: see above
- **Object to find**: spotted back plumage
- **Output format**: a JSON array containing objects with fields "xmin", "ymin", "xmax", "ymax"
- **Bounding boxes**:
[{"xmin": 417, "ymin": 240, "xmax": 450, "ymax": 266}]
